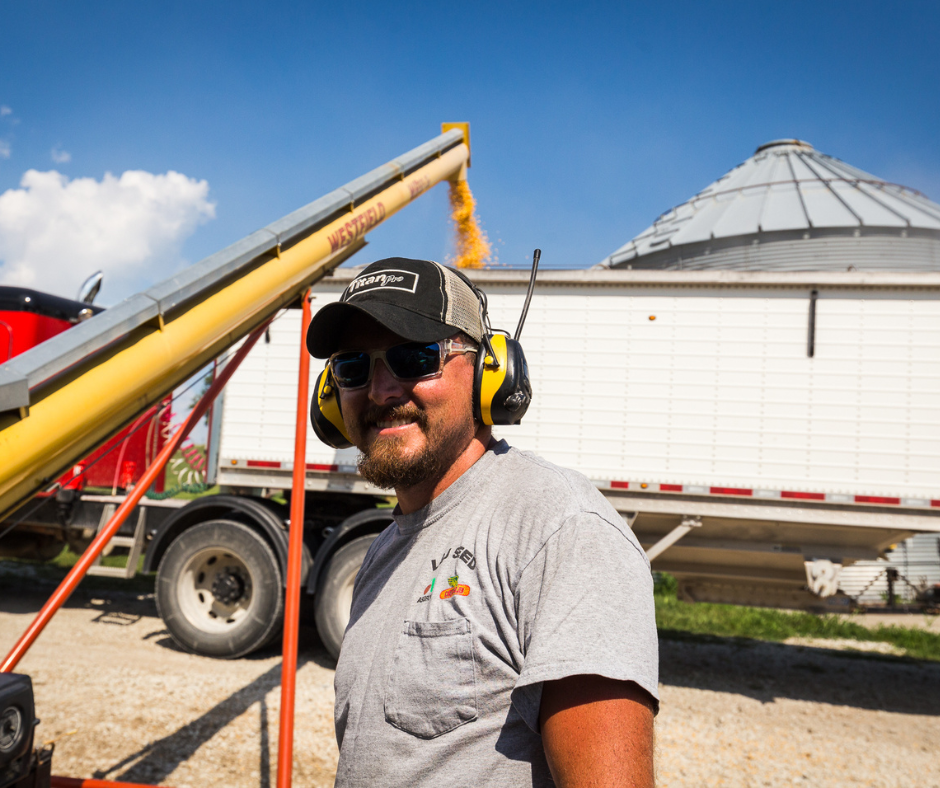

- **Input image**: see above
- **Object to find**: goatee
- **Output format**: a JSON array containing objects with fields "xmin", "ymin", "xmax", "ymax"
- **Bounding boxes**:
[{"xmin": 353, "ymin": 403, "xmax": 463, "ymax": 490}]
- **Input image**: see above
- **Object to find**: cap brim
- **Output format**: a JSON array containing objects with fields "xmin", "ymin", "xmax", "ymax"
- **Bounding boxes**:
[{"xmin": 306, "ymin": 301, "xmax": 458, "ymax": 358}]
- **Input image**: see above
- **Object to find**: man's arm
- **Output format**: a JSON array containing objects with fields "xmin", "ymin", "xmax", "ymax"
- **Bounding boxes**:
[{"xmin": 539, "ymin": 674, "xmax": 655, "ymax": 788}]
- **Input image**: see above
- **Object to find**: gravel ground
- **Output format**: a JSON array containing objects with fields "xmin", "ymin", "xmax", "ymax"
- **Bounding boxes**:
[
  {"xmin": 1, "ymin": 569, "xmax": 938, "ymax": 787},
  {"xmin": 0, "ymin": 576, "xmax": 339, "ymax": 788},
  {"xmin": 657, "ymin": 635, "xmax": 940, "ymax": 787}
]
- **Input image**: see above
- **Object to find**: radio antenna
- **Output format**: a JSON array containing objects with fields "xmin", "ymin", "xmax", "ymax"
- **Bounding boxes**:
[{"xmin": 514, "ymin": 248, "xmax": 540, "ymax": 341}]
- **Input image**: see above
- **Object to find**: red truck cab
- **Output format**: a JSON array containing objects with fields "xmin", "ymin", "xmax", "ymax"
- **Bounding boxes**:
[{"xmin": 0, "ymin": 286, "xmax": 100, "ymax": 362}]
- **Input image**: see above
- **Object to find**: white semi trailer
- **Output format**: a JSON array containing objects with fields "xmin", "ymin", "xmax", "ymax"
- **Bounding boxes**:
[{"xmin": 138, "ymin": 266, "xmax": 940, "ymax": 660}]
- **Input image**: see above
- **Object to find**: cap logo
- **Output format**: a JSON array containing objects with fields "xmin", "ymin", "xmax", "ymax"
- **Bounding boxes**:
[{"xmin": 344, "ymin": 269, "xmax": 419, "ymax": 300}]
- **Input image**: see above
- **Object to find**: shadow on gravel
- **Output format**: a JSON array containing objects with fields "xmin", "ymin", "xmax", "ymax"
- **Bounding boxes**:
[
  {"xmin": 91, "ymin": 619, "xmax": 332, "ymax": 788},
  {"xmin": 148, "ymin": 617, "xmax": 337, "ymax": 670},
  {"xmin": 1, "ymin": 557, "xmax": 337, "ymax": 668},
  {"xmin": 0, "ymin": 585, "xmax": 159, "ymax": 619},
  {"xmin": 145, "ymin": 594, "xmax": 336, "ymax": 667},
  {"xmin": 659, "ymin": 630, "xmax": 940, "ymax": 716},
  {"xmin": 0, "ymin": 560, "xmax": 158, "ymax": 615},
  {"xmin": 91, "ymin": 661, "xmax": 283, "ymax": 786}
]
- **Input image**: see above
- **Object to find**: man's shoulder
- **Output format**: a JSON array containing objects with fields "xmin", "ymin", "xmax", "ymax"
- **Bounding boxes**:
[
  {"xmin": 486, "ymin": 441, "xmax": 626, "ymax": 534},
  {"xmin": 481, "ymin": 441, "xmax": 647, "ymax": 583},
  {"xmin": 357, "ymin": 518, "xmax": 400, "ymax": 570},
  {"xmin": 492, "ymin": 441, "xmax": 609, "ymax": 505}
]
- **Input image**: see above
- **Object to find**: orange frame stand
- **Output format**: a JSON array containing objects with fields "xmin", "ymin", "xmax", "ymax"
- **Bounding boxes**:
[{"xmin": 3, "ymin": 294, "xmax": 313, "ymax": 788}]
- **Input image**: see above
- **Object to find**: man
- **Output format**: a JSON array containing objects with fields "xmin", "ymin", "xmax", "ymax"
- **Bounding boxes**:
[{"xmin": 306, "ymin": 257, "xmax": 659, "ymax": 787}]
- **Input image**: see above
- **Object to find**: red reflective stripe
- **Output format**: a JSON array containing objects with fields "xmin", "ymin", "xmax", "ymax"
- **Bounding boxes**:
[
  {"xmin": 710, "ymin": 486, "xmax": 752, "ymax": 496},
  {"xmin": 246, "ymin": 460, "xmax": 281, "ymax": 468},
  {"xmin": 306, "ymin": 463, "xmax": 339, "ymax": 472},
  {"xmin": 608, "ymin": 482, "xmax": 918, "ymax": 504},
  {"xmin": 855, "ymin": 495, "xmax": 900, "ymax": 505},
  {"xmin": 932, "ymin": 500, "xmax": 940, "ymax": 508},
  {"xmin": 781, "ymin": 491, "xmax": 826, "ymax": 501}
]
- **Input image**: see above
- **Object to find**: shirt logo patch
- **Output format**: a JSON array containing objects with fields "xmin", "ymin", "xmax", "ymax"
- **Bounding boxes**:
[
  {"xmin": 344, "ymin": 269, "xmax": 419, "ymax": 299},
  {"xmin": 440, "ymin": 574, "xmax": 471, "ymax": 599},
  {"xmin": 416, "ymin": 577, "xmax": 435, "ymax": 604}
]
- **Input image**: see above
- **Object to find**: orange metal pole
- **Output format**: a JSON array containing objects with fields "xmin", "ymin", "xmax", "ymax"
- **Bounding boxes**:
[
  {"xmin": 276, "ymin": 292, "xmax": 312, "ymax": 788},
  {"xmin": 51, "ymin": 778, "xmax": 176, "ymax": 788},
  {"xmin": 1, "ymin": 319, "xmax": 272, "ymax": 674}
]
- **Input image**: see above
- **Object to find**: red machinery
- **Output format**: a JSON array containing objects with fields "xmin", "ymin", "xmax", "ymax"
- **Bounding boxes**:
[
  {"xmin": 0, "ymin": 286, "xmax": 169, "ymax": 495},
  {"xmin": 0, "ymin": 286, "xmax": 172, "ymax": 563},
  {"xmin": 1, "ymin": 303, "xmax": 308, "ymax": 788}
]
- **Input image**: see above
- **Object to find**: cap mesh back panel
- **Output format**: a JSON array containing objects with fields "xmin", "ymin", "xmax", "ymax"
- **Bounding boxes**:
[{"xmin": 440, "ymin": 267, "xmax": 484, "ymax": 342}]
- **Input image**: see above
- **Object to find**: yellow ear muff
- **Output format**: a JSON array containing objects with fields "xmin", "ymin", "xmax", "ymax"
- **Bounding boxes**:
[
  {"xmin": 474, "ymin": 334, "xmax": 532, "ymax": 426},
  {"xmin": 311, "ymin": 366, "xmax": 353, "ymax": 449},
  {"xmin": 476, "ymin": 335, "xmax": 508, "ymax": 425}
]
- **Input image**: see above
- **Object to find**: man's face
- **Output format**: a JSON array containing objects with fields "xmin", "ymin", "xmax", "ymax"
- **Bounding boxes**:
[{"xmin": 335, "ymin": 318, "xmax": 478, "ymax": 490}]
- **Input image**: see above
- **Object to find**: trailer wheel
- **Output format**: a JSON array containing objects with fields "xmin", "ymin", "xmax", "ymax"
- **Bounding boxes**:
[
  {"xmin": 315, "ymin": 535, "xmax": 377, "ymax": 661},
  {"xmin": 155, "ymin": 519, "xmax": 283, "ymax": 659}
]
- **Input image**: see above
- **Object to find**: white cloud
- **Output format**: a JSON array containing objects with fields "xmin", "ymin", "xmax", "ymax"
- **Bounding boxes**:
[
  {"xmin": 0, "ymin": 169, "xmax": 216, "ymax": 302},
  {"xmin": 0, "ymin": 106, "xmax": 10, "ymax": 117},
  {"xmin": 0, "ymin": 141, "xmax": 9, "ymax": 159},
  {"xmin": 50, "ymin": 147, "xmax": 71, "ymax": 164}
]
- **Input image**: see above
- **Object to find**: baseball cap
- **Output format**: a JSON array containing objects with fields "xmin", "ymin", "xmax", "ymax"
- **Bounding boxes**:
[{"xmin": 306, "ymin": 258, "xmax": 485, "ymax": 358}]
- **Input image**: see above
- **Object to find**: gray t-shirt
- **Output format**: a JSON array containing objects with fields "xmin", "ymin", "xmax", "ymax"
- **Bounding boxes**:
[{"xmin": 333, "ymin": 440, "xmax": 659, "ymax": 787}]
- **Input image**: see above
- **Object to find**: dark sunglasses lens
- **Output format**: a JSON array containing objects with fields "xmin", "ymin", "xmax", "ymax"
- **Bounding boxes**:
[
  {"xmin": 331, "ymin": 352, "xmax": 370, "ymax": 388},
  {"xmin": 386, "ymin": 342, "xmax": 441, "ymax": 380}
]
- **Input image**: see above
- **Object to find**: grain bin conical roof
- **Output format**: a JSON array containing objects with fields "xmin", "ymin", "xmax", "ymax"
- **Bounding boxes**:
[{"xmin": 599, "ymin": 140, "xmax": 940, "ymax": 271}]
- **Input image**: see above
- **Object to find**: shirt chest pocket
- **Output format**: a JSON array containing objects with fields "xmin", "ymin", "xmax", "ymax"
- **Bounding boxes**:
[{"xmin": 384, "ymin": 618, "xmax": 478, "ymax": 739}]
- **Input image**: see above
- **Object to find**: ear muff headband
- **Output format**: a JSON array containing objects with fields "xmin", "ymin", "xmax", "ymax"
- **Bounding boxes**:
[{"xmin": 311, "ymin": 367, "xmax": 353, "ymax": 449}]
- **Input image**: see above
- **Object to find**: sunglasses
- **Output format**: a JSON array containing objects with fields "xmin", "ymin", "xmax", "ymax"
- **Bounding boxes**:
[{"xmin": 328, "ymin": 338, "xmax": 477, "ymax": 390}]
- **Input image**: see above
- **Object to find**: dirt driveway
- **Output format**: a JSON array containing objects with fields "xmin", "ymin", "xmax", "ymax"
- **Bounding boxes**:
[{"xmin": 1, "ymin": 567, "xmax": 938, "ymax": 787}]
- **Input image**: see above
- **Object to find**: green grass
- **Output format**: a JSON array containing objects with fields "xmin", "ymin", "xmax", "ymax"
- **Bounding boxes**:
[
  {"xmin": 653, "ymin": 574, "xmax": 940, "ymax": 662},
  {"xmin": 46, "ymin": 544, "xmax": 143, "ymax": 571}
]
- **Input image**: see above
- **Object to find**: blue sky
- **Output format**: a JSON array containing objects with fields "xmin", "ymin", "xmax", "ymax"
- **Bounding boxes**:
[{"xmin": 1, "ymin": 0, "xmax": 938, "ymax": 303}]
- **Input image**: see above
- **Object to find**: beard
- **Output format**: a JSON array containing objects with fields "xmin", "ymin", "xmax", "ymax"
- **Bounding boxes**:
[{"xmin": 350, "ymin": 403, "xmax": 472, "ymax": 490}]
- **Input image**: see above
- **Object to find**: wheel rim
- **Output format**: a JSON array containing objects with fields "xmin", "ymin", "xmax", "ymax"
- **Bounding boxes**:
[
  {"xmin": 0, "ymin": 705, "xmax": 24, "ymax": 754},
  {"xmin": 175, "ymin": 546, "xmax": 255, "ymax": 634}
]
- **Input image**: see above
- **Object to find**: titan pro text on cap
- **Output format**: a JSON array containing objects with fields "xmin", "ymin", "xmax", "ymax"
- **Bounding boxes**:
[{"xmin": 306, "ymin": 258, "xmax": 484, "ymax": 358}]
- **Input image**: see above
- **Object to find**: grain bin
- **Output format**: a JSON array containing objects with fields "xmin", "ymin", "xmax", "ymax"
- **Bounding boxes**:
[{"xmin": 599, "ymin": 139, "xmax": 940, "ymax": 272}]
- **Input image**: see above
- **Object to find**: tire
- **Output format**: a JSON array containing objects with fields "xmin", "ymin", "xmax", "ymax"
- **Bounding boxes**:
[
  {"xmin": 315, "ymin": 535, "xmax": 377, "ymax": 661},
  {"xmin": 155, "ymin": 519, "xmax": 284, "ymax": 659}
]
